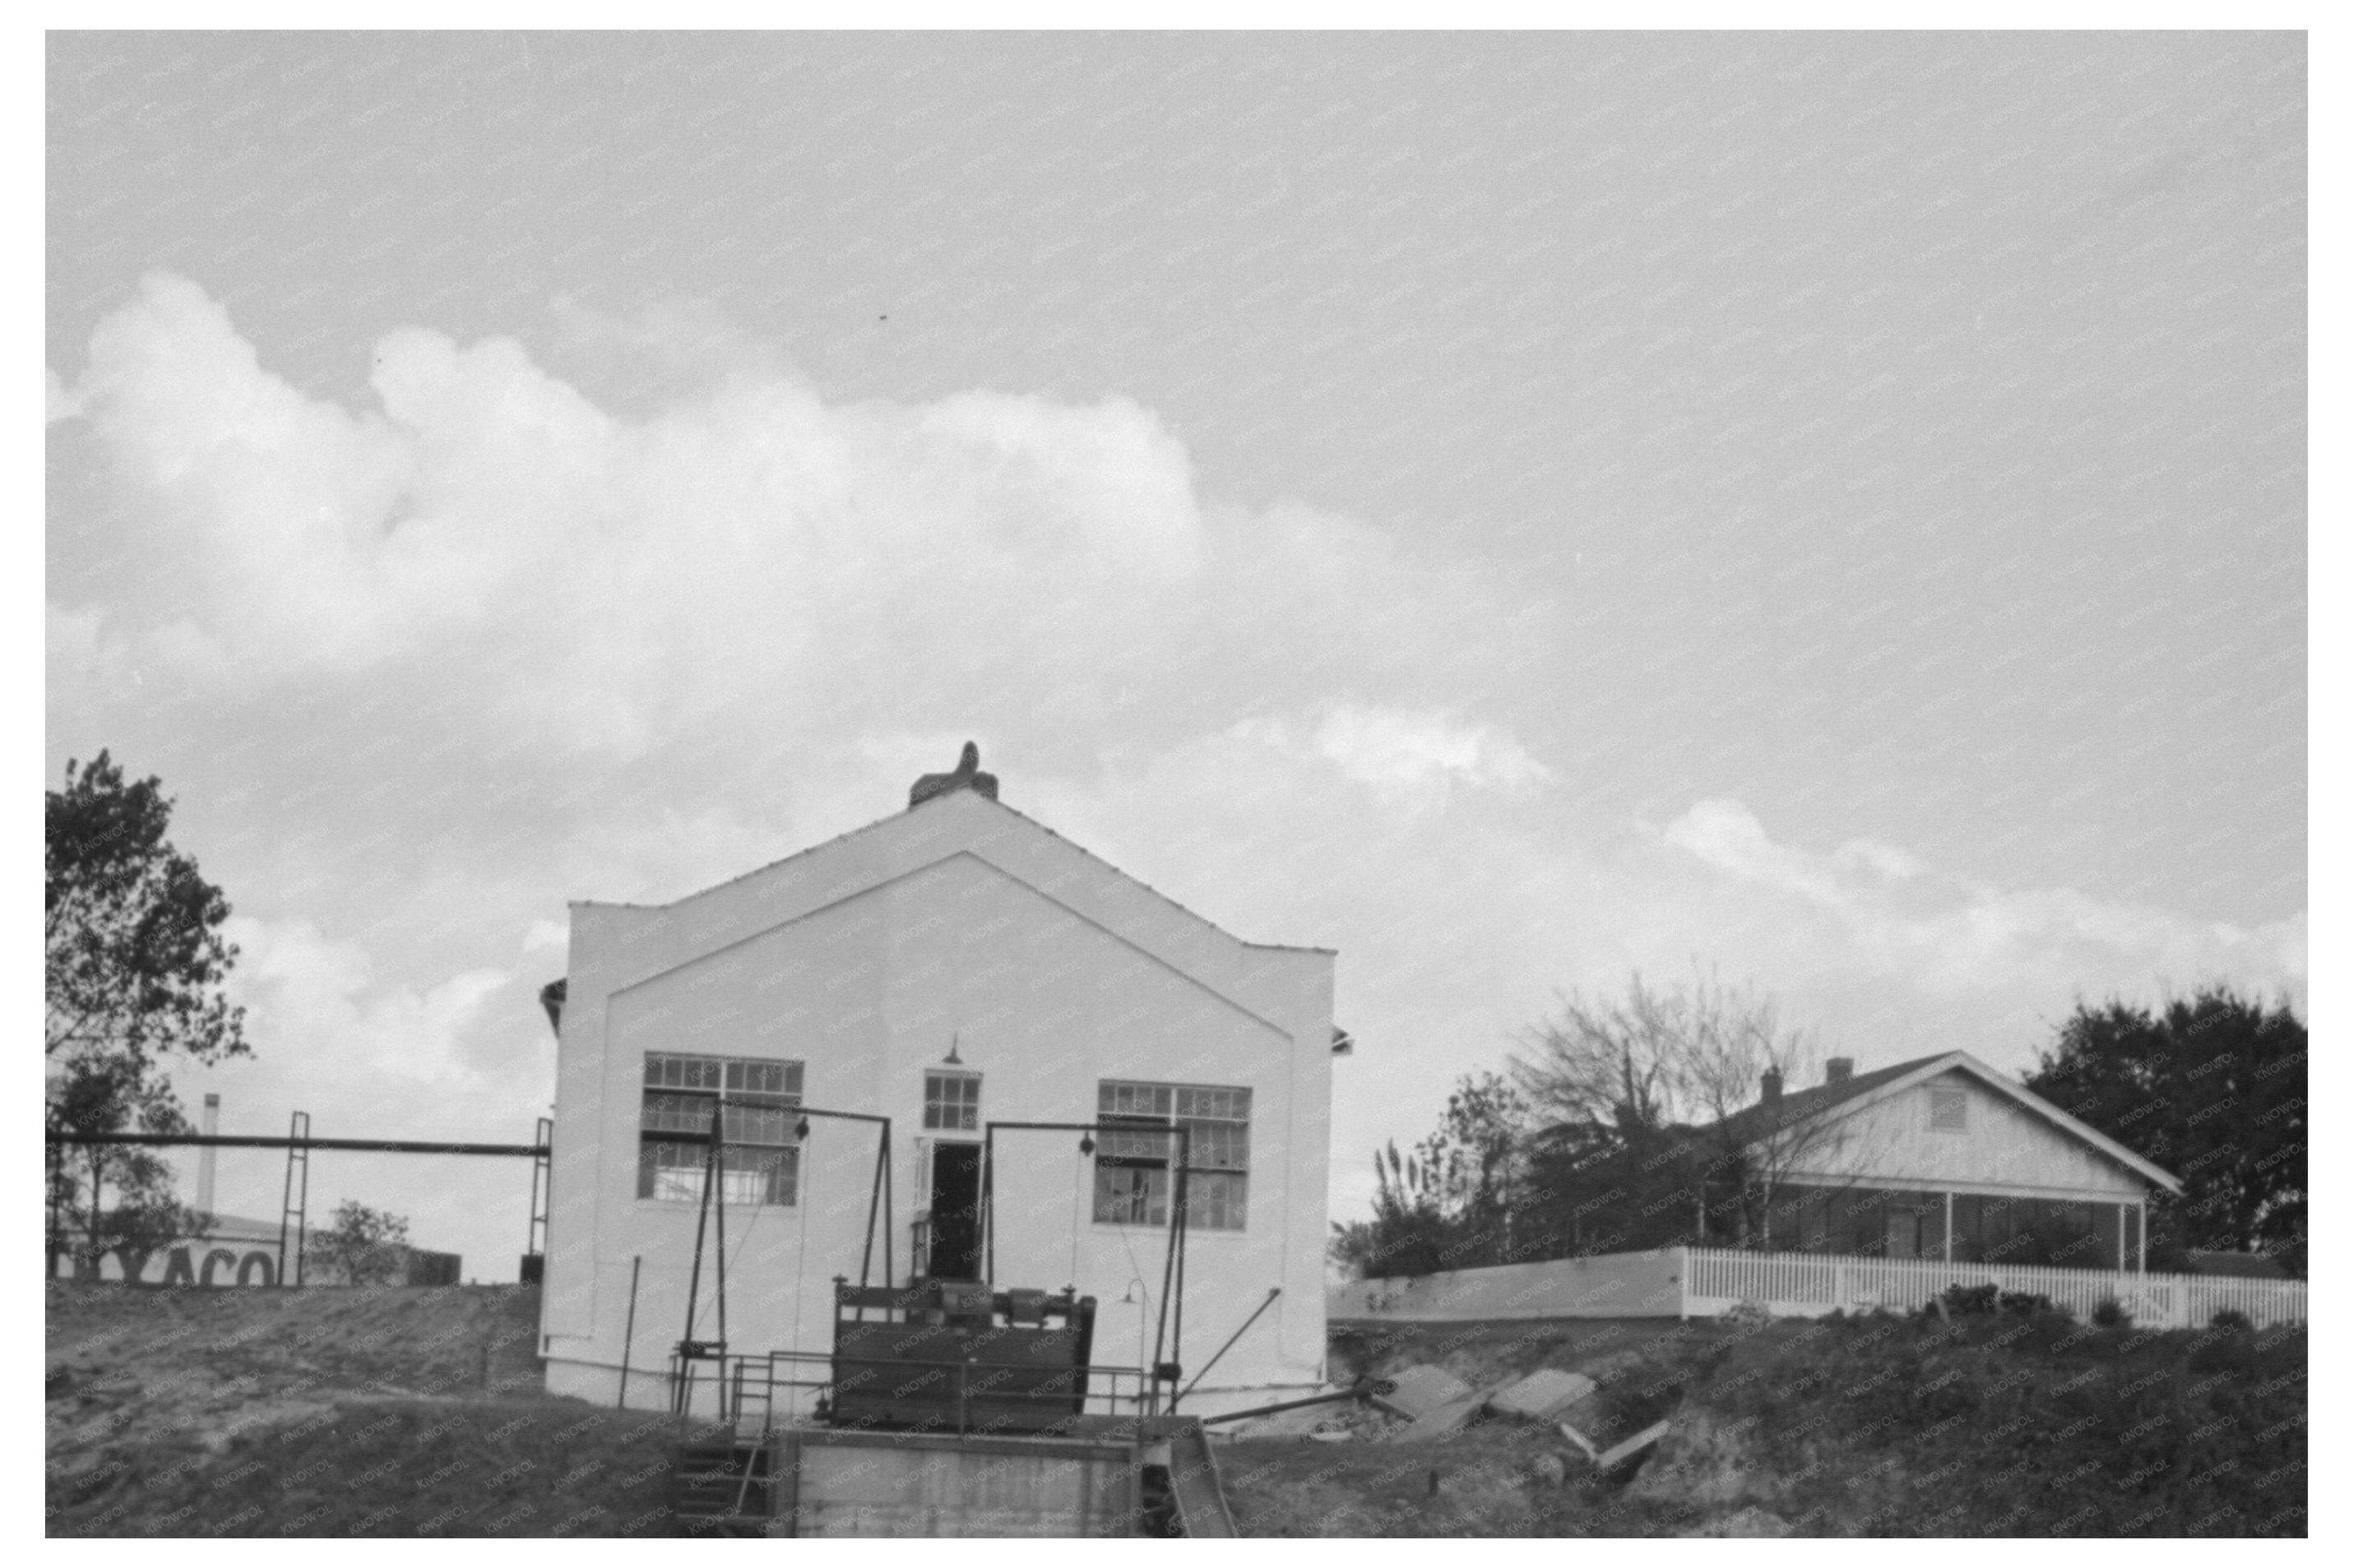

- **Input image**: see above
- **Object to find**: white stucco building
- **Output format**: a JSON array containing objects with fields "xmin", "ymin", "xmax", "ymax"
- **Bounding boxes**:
[{"xmin": 537, "ymin": 750, "xmax": 1338, "ymax": 1417}]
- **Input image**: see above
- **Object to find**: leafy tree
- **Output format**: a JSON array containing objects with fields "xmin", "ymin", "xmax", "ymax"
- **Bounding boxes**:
[
  {"xmin": 46, "ymin": 1052, "xmax": 211, "ymax": 1279},
  {"xmin": 1329, "ymin": 1074, "xmax": 1535, "ymax": 1280},
  {"xmin": 47, "ymin": 751, "xmax": 247, "ymax": 1068},
  {"xmin": 46, "ymin": 752, "xmax": 248, "ymax": 1276},
  {"xmin": 1330, "ymin": 1140, "xmax": 1459, "ymax": 1279},
  {"xmin": 314, "ymin": 1200, "xmax": 413, "ymax": 1287},
  {"xmin": 2027, "ymin": 988, "xmax": 2306, "ymax": 1275}
]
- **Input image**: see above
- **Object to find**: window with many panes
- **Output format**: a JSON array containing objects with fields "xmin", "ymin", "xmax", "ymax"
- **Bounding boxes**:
[
  {"xmin": 924, "ymin": 1071, "xmax": 981, "ymax": 1131},
  {"xmin": 1092, "ymin": 1080, "xmax": 1251, "ymax": 1231},
  {"xmin": 639, "ymin": 1053, "xmax": 804, "ymax": 1205}
]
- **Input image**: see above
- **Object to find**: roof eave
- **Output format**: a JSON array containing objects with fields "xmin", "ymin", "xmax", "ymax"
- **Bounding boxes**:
[{"xmin": 1742, "ymin": 1050, "xmax": 2184, "ymax": 1196}]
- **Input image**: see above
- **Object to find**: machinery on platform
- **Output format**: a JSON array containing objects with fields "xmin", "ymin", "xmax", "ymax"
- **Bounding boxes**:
[{"xmin": 666, "ymin": 1111, "xmax": 1236, "ymax": 1538}]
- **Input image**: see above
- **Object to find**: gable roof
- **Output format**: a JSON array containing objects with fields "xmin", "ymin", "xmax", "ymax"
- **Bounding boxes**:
[
  {"xmin": 586, "ymin": 783, "xmax": 1332, "ymax": 956},
  {"xmin": 572, "ymin": 783, "xmax": 1332, "ymax": 1035},
  {"xmin": 1716, "ymin": 1049, "xmax": 2183, "ymax": 1196}
]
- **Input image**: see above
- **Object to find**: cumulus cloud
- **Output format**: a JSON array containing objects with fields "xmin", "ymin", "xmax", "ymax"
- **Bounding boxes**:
[
  {"xmin": 225, "ymin": 916, "xmax": 516, "ymax": 1089},
  {"xmin": 51, "ymin": 273, "xmax": 1230, "ymax": 757},
  {"xmin": 1656, "ymin": 798, "xmax": 2307, "ymax": 1002},
  {"xmin": 1313, "ymin": 705, "xmax": 1554, "ymax": 795}
]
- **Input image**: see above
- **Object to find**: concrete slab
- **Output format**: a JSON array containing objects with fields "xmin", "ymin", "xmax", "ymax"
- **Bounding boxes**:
[
  {"xmin": 1388, "ymin": 1392, "xmax": 1487, "ymax": 1442},
  {"xmin": 1370, "ymin": 1363, "xmax": 1473, "ymax": 1422},
  {"xmin": 1488, "ymin": 1368, "xmax": 1597, "ymax": 1422}
]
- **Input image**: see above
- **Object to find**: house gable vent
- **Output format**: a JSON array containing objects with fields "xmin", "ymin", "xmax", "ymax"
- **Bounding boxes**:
[{"xmin": 1929, "ymin": 1085, "xmax": 1969, "ymax": 1132}]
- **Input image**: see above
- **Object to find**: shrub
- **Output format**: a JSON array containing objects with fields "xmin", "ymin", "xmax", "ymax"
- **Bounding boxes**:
[
  {"xmin": 2091, "ymin": 1296, "xmax": 2132, "ymax": 1329},
  {"xmin": 1938, "ymin": 1283, "xmax": 1999, "ymax": 1316},
  {"xmin": 2209, "ymin": 1307, "xmax": 2253, "ymax": 1333},
  {"xmin": 1998, "ymin": 1290, "xmax": 2057, "ymax": 1317}
]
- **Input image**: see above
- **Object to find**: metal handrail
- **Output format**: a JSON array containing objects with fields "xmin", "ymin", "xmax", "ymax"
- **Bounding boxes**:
[{"xmin": 704, "ymin": 1345, "xmax": 1158, "ymax": 1426}]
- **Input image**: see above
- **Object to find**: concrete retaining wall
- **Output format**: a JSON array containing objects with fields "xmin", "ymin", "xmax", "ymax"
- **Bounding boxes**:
[{"xmin": 1327, "ymin": 1250, "xmax": 1686, "ymax": 1321}]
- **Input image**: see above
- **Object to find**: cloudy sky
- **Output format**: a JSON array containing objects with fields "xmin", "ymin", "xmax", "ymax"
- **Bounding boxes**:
[{"xmin": 47, "ymin": 33, "xmax": 2304, "ymax": 1279}]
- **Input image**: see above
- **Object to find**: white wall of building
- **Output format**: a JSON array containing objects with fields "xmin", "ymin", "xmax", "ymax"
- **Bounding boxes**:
[
  {"xmin": 1781, "ymin": 1068, "xmax": 2152, "ymax": 1200},
  {"xmin": 540, "ymin": 788, "xmax": 1336, "ymax": 1417}
]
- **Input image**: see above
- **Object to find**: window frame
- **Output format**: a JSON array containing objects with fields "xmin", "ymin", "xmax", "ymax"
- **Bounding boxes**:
[
  {"xmin": 1091, "ymin": 1079, "xmax": 1253, "ymax": 1232},
  {"xmin": 638, "ymin": 1052, "xmax": 805, "ymax": 1207},
  {"xmin": 923, "ymin": 1069, "xmax": 983, "ymax": 1132}
]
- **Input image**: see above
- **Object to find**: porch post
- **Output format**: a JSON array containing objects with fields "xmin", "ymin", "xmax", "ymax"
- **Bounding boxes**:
[
  {"xmin": 1943, "ymin": 1192, "xmax": 1954, "ymax": 1263},
  {"xmin": 2117, "ymin": 1202, "xmax": 2127, "ymax": 1273},
  {"xmin": 2137, "ymin": 1201, "xmax": 2147, "ymax": 1276}
]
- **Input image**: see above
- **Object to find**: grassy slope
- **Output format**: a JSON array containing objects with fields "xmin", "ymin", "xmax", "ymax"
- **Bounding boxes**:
[
  {"xmin": 51, "ymin": 1287, "xmax": 2306, "ymax": 1536},
  {"xmin": 46, "ymin": 1281, "xmax": 686, "ymax": 1538},
  {"xmin": 1222, "ymin": 1311, "xmax": 2306, "ymax": 1537}
]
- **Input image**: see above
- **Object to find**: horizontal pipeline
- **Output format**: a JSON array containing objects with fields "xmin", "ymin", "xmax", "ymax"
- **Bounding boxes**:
[{"xmin": 46, "ymin": 1132, "xmax": 547, "ymax": 1158}]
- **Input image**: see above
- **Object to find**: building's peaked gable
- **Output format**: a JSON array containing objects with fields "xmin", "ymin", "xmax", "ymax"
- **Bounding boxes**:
[
  {"xmin": 609, "ymin": 849, "xmax": 1299, "ymax": 1042},
  {"xmin": 580, "ymin": 786, "xmax": 1321, "ymax": 1029},
  {"xmin": 1740, "ymin": 1049, "xmax": 2182, "ymax": 1195}
]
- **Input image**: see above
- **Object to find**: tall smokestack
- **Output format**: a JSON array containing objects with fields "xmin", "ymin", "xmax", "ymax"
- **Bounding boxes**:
[
  {"xmin": 1825, "ymin": 1057, "xmax": 1854, "ymax": 1086},
  {"xmin": 197, "ymin": 1094, "xmax": 219, "ymax": 1214}
]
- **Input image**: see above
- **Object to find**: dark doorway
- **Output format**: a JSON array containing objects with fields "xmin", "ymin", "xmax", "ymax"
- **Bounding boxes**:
[{"xmin": 929, "ymin": 1143, "xmax": 983, "ymax": 1281}]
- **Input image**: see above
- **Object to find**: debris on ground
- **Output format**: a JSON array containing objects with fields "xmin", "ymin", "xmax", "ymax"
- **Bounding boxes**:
[
  {"xmin": 1680, "ymin": 1506, "xmax": 1793, "ymax": 1538},
  {"xmin": 1487, "ymin": 1368, "xmax": 1596, "ymax": 1424},
  {"xmin": 1370, "ymin": 1363, "xmax": 1472, "ymax": 1421},
  {"xmin": 1625, "ymin": 1409, "xmax": 1777, "ymax": 1509},
  {"xmin": 1593, "ymin": 1418, "xmax": 1673, "ymax": 1474}
]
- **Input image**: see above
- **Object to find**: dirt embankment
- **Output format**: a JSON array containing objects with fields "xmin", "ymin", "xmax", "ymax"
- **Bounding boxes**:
[
  {"xmin": 50, "ymin": 1286, "xmax": 2307, "ymax": 1537},
  {"xmin": 1220, "ymin": 1310, "xmax": 2306, "ymax": 1537},
  {"xmin": 47, "ymin": 1281, "xmax": 677, "ymax": 1538}
]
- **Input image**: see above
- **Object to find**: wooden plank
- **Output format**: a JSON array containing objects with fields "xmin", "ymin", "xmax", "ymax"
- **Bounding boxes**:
[
  {"xmin": 1165, "ymin": 1422, "xmax": 1237, "ymax": 1537},
  {"xmin": 1594, "ymin": 1418, "xmax": 1672, "ymax": 1473}
]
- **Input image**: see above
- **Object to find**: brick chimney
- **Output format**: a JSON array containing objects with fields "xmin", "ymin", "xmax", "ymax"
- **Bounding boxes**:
[
  {"xmin": 1826, "ymin": 1057, "xmax": 1854, "ymax": 1086},
  {"xmin": 1759, "ymin": 1067, "xmax": 1783, "ymax": 1104}
]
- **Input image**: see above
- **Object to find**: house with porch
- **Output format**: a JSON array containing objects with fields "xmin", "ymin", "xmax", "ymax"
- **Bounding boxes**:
[
  {"xmin": 1714, "ymin": 1050, "xmax": 2182, "ymax": 1272},
  {"xmin": 536, "ymin": 747, "xmax": 1340, "ymax": 1416},
  {"xmin": 1332, "ymin": 1051, "xmax": 2311, "ymax": 1330}
]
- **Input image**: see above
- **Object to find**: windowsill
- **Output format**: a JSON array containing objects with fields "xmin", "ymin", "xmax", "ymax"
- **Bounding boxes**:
[
  {"xmin": 634, "ymin": 1198, "xmax": 797, "ymax": 1211},
  {"xmin": 1090, "ymin": 1221, "xmax": 1248, "ymax": 1237}
]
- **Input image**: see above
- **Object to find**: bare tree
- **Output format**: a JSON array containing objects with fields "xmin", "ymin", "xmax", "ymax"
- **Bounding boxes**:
[{"xmin": 1512, "ymin": 967, "xmax": 1864, "ymax": 1250}]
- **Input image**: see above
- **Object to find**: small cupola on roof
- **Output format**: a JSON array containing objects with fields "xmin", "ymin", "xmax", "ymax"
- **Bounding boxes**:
[{"xmin": 909, "ymin": 742, "xmax": 999, "ymax": 808}]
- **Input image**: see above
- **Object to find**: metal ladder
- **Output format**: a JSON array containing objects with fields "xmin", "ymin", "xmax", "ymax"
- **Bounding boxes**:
[
  {"xmin": 525, "ymin": 1115, "xmax": 552, "ymax": 1271},
  {"xmin": 276, "ymin": 1110, "xmax": 310, "ymax": 1287}
]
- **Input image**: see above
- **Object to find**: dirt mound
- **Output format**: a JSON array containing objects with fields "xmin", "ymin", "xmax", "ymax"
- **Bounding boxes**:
[
  {"xmin": 1231, "ymin": 1311, "xmax": 2305, "ymax": 1536},
  {"xmin": 47, "ymin": 1281, "xmax": 553, "ymax": 1535}
]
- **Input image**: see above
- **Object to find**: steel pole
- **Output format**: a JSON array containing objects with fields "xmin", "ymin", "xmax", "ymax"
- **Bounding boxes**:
[{"xmin": 618, "ymin": 1256, "xmax": 642, "ymax": 1409}]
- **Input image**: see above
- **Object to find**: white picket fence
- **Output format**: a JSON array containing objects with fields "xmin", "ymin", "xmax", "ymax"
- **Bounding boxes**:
[{"xmin": 1682, "ymin": 1247, "xmax": 2307, "ymax": 1330}]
